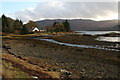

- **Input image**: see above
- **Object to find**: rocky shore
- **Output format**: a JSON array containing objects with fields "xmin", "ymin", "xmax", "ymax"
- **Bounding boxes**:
[{"xmin": 2, "ymin": 34, "xmax": 120, "ymax": 79}]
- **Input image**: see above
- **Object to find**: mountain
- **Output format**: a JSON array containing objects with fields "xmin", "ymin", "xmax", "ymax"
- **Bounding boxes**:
[{"xmin": 36, "ymin": 19, "xmax": 118, "ymax": 31}]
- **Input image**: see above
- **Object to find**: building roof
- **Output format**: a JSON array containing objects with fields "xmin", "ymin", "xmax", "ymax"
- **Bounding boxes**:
[{"xmin": 32, "ymin": 27, "xmax": 39, "ymax": 31}]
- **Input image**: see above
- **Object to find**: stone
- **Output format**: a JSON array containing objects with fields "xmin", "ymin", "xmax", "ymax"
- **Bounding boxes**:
[{"xmin": 60, "ymin": 70, "xmax": 72, "ymax": 78}]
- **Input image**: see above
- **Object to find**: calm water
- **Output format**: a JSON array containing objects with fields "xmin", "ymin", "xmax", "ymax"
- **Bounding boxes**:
[
  {"xmin": 76, "ymin": 31, "xmax": 120, "ymax": 42},
  {"xmin": 96, "ymin": 37, "xmax": 120, "ymax": 42},
  {"xmin": 34, "ymin": 38, "xmax": 119, "ymax": 51},
  {"xmin": 75, "ymin": 31, "xmax": 120, "ymax": 35},
  {"xmin": 34, "ymin": 31, "xmax": 119, "ymax": 51}
]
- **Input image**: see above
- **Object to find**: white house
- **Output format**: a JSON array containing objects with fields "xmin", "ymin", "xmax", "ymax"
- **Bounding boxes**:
[
  {"xmin": 32, "ymin": 27, "xmax": 39, "ymax": 32},
  {"xmin": 32, "ymin": 27, "xmax": 46, "ymax": 32}
]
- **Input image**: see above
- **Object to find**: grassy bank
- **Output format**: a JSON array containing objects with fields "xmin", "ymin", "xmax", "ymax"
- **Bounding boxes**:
[
  {"xmin": 2, "ymin": 32, "xmax": 74, "ymax": 37},
  {"xmin": 2, "ymin": 60, "xmax": 32, "ymax": 78},
  {"xmin": 1, "ymin": 50, "xmax": 60, "ymax": 79}
]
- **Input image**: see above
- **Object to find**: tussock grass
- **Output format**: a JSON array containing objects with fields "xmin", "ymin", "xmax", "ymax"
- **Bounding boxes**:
[{"xmin": 2, "ymin": 60, "xmax": 32, "ymax": 78}]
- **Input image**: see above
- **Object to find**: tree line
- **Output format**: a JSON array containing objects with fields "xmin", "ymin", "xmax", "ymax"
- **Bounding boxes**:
[
  {"xmin": 1, "ymin": 14, "xmax": 37, "ymax": 34},
  {"xmin": 1, "ymin": 14, "xmax": 71, "ymax": 34},
  {"xmin": 47, "ymin": 20, "xmax": 71, "ymax": 32}
]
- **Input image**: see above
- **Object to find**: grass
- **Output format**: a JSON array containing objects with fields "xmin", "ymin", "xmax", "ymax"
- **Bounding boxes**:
[
  {"xmin": 1, "ymin": 32, "xmax": 75, "ymax": 40},
  {"xmin": 2, "ymin": 32, "xmax": 74, "ymax": 36},
  {"xmin": 2, "ymin": 60, "xmax": 32, "ymax": 78},
  {"xmin": 1, "ymin": 52, "xmax": 60, "ymax": 79}
]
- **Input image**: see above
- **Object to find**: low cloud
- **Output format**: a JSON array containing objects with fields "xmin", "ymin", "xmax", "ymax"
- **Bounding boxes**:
[{"xmin": 13, "ymin": 2, "xmax": 117, "ymax": 23}]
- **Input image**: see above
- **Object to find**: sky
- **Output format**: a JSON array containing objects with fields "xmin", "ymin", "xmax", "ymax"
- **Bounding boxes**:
[{"xmin": 0, "ymin": 0, "xmax": 119, "ymax": 23}]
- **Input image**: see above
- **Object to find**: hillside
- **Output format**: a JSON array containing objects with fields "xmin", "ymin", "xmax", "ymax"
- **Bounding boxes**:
[{"xmin": 36, "ymin": 19, "xmax": 118, "ymax": 31}]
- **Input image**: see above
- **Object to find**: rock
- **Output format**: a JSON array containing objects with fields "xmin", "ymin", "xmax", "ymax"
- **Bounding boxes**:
[
  {"xmin": 53, "ymin": 68, "xmax": 57, "ymax": 71},
  {"xmin": 79, "ymin": 76, "xmax": 85, "ymax": 79},
  {"xmin": 47, "ymin": 67, "xmax": 57, "ymax": 71},
  {"xmin": 60, "ymin": 70, "xmax": 72, "ymax": 78},
  {"xmin": 40, "ymin": 66, "xmax": 44, "ymax": 68},
  {"xmin": 81, "ymin": 69, "xmax": 85, "ymax": 72},
  {"xmin": 33, "ymin": 76, "xmax": 39, "ymax": 79},
  {"xmin": 17, "ymin": 55, "xmax": 23, "ymax": 59},
  {"xmin": 48, "ymin": 67, "xmax": 52, "ymax": 71},
  {"xmin": 97, "ymin": 76, "xmax": 102, "ymax": 78},
  {"xmin": 55, "ymin": 63, "xmax": 59, "ymax": 66},
  {"xmin": 2, "ymin": 45, "xmax": 11, "ymax": 49}
]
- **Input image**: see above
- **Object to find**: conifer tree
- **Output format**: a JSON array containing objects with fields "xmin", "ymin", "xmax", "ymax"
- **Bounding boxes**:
[
  {"xmin": 2, "ymin": 14, "xmax": 8, "ymax": 32},
  {"xmin": 63, "ymin": 20, "xmax": 70, "ymax": 32},
  {"xmin": 53, "ymin": 21, "xmax": 57, "ymax": 27},
  {"xmin": 13, "ymin": 19, "xmax": 23, "ymax": 33}
]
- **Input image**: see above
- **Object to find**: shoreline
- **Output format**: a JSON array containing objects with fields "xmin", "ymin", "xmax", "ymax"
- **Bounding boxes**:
[
  {"xmin": 34, "ymin": 38, "xmax": 119, "ymax": 51},
  {"xmin": 2, "ymin": 33, "xmax": 120, "ymax": 78},
  {"xmin": 1, "ymin": 32, "xmax": 120, "ymax": 79},
  {"xmin": 51, "ymin": 34, "xmax": 119, "ymax": 50}
]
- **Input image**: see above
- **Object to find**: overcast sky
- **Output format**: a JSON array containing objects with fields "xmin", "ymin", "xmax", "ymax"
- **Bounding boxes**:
[{"xmin": 1, "ymin": 1, "xmax": 118, "ymax": 23}]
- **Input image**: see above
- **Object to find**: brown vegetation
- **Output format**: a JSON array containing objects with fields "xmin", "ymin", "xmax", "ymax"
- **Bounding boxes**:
[{"xmin": 2, "ymin": 49, "xmax": 60, "ymax": 79}]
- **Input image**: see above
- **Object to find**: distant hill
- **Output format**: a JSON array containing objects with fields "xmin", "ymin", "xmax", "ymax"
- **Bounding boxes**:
[{"xmin": 36, "ymin": 19, "xmax": 118, "ymax": 31}]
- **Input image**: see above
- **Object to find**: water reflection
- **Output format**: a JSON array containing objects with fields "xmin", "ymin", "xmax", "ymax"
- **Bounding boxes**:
[
  {"xmin": 96, "ymin": 37, "xmax": 120, "ymax": 42},
  {"xmin": 76, "ymin": 31, "xmax": 120, "ymax": 35}
]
